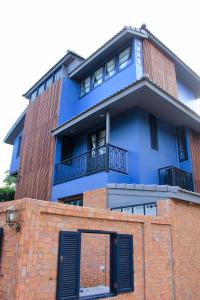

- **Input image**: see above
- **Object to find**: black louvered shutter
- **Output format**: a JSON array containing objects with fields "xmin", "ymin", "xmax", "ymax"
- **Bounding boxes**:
[
  {"xmin": 116, "ymin": 234, "xmax": 134, "ymax": 294},
  {"xmin": 57, "ymin": 231, "xmax": 81, "ymax": 300}
]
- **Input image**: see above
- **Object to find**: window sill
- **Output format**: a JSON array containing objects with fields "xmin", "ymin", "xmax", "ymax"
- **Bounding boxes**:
[{"xmin": 80, "ymin": 292, "xmax": 115, "ymax": 300}]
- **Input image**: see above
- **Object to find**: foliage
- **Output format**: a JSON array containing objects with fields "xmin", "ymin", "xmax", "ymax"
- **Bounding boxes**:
[{"xmin": 0, "ymin": 171, "xmax": 16, "ymax": 202}]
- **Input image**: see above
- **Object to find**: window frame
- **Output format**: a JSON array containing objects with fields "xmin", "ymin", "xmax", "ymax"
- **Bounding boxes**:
[
  {"xmin": 176, "ymin": 127, "xmax": 188, "ymax": 162},
  {"xmin": 112, "ymin": 202, "xmax": 157, "ymax": 216},
  {"xmin": 118, "ymin": 46, "xmax": 131, "ymax": 70},
  {"xmin": 149, "ymin": 114, "xmax": 158, "ymax": 151},
  {"xmin": 79, "ymin": 44, "xmax": 132, "ymax": 98}
]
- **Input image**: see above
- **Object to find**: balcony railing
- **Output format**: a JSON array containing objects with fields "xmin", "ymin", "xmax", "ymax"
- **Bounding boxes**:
[
  {"xmin": 54, "ymin": 144, "xmax": 128, "ymax": 185},
  {"xmin": 159, "ymin": 166, "xmax": 194, "ymax": 192}
]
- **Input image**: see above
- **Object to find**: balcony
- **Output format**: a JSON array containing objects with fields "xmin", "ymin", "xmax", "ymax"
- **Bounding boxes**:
[
  {"xmin": 54, "ymin": 144, "xmax": 128, "ymax": 185},
  {"xmin": 159, "ymin": 166, "xmax": 194, "ymax": 192}
]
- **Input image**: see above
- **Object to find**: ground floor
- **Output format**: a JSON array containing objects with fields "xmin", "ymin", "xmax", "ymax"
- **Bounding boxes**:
[{"xmin": 0, "ymin": 188, "xmax": 200, "ymax": 299}]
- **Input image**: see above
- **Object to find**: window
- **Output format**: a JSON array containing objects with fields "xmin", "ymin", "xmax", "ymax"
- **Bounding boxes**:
[
  {"xmin": 61, "ymin": 136, "xmax": 72, "ymax": 161},
  {"xmin": 38, "ymin": 84, "xmax": 45, "ymax": 96},
  {"xmin": 88, "ymin": 129, "xmax": 106, "ymax": 155},
  {"xmin": 30, "ymin": 90, "xmax": 37, "ymax": 101},
  {"xmin": 145, "ymin": 203, "xmax": 157, "ymax": 216},
  {"xmin": 119, "ymin": 47, "xmax": 131, "ymax": 70},
  {"xmin": 92, "ymin": 67, "xmax": 103, "ymax": 88},
  {"xmin": 45, "ymin": 76, "xmax": 53, "ymax": 89},
  {"xmin": 80, "ymin": 76, "xmax": 90, "ymax": 97},
  {"xmin": 67, "ymin": 199, "xmax": 83, "ymax": 206},
  {"xmin": 79, "ymin": 46, "xmax": 132, "ymax": 97},
  {"xmin": 149, "ymin": 114, "xmax": 158, "ymax": 150},
  {"xmin": 112, "ymin": 202, "xmax": 157, "ymax": 217},
  {"xmin": 16, "ymin": 136, "xmax": 22, "ymax": 158},
  {"xmin": 122, "ymin": 206, "xmax": 133, "ymax": 214},
  {"xmin": 105, "ymin": 58, "xmax": 116, "ymax": 79},
  {"xmin": 133, "ymin": 205, "xmax": 144, "ymax": 215},
  {"xmin": 54, "ymin": 68, "xmax": 62, "ymax": 81},
  {"xmin": 176, "ymin": 127, "xmax": 188, "ymax": 161},
  {"xmin": 57, "ymin": 230, "xmax": 134, "ymax": 300}
]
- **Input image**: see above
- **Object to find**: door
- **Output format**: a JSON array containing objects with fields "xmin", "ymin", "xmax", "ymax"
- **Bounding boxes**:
[
  {"xmin": 57, "ymin": 231, "xmax": 81, "ymax": 300},
  {"xmin": 87, "ymin": 129, "xmax": 106, "ymax": 174}
]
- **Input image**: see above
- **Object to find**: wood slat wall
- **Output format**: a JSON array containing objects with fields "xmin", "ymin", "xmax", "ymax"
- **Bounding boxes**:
[
  {"xmin": 143, "ymin": 40, "xmax": 178, "ymax": 98},
  {"xmin": 15, "ymin": 80, "xmax": 61, "ymax": 201},
  {"xmin": 189, "ymin": 129, "xmax": 200, "ymax": 193}
]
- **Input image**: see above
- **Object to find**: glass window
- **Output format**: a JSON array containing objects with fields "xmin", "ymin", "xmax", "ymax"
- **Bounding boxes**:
[
  {"xmin": 92, "ymin": 67, "xmax": 103, "ymax": 88},
  {"xmin": 122, "ymin": 207, "xmax": 133, "ymax": 214},
  {"xmin": 149, "ymin": 114, "xmax": 158, "ymax": 150},
  {"xmin": 112, "ymin": 208, "xmax": 122, "ymax": 212},
  {"xmin": 31, "ymin": 90, "xmax": 37, "ymax": 101},
  {"xmin": 38, "ymin": 84, "xmax": 45, "ymax": 96},
  {"xmin": 119, "ymin": 47, "xmax": 131, "ymax": 70},
  {"xmin": 145, "ymin": 204, "xmax": 157, "ymax": 216},
  {"xmin": 176, "ymin": 128, "xmax": 188, "ymax": 161},
  {"xmin": 55, "ymin": 68, "xmax": 62, "ymax": 81},
  {"xmin": 67, "ymin": 199, "xmax": 83, "ymax": 206},
  {"xmin": 133, "ymin": 205, "xmax": 144, "ymax": 215},
  {"xmin": 105, "ymin": 58, "xmax": 116, "ymax": 79},
  {"xmin": 46, "ymin": 76, "xmax": 53, "ymax": 89},
  {"xmin": 80, "ymin": 77, "xmax": 90, "ymax": 97}
]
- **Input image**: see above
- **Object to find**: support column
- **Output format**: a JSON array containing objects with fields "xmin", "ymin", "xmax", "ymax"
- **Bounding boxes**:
[{"xmin": 106, "ymin": 111, "xmax": 110, "ymax": 144}]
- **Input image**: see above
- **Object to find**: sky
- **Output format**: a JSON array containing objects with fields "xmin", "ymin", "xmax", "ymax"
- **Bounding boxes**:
[{"xmin": 0, "ymin": 0, "xmax": 200, "ymax": 185}]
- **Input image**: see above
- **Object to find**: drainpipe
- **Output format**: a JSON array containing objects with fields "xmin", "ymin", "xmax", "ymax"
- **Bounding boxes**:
[{"xmin": 106, "ymin": 111, "xmax": 110, "ymax": 172}]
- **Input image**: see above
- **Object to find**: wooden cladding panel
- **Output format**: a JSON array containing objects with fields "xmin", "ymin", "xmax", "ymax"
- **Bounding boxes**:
[
  {"xmin": 189, "ymin": 129, "xmax": 200, "ymax": 193},
  {"xmin": 15, "ymin": 80, "xmax": 61, "ymax": 201},
  {"xmin": 143, "ymin": 40, "xmax": 178, "ymax": 98}
]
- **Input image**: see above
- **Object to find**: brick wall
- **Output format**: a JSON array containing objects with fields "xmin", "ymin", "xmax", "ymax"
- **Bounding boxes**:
[{"xmin": 0, "ymin": 193, "xmax": 200, "ymax": 300}]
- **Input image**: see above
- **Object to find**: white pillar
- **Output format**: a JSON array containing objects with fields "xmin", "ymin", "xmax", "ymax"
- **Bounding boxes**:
[{"xmin": 106, "ymin": 111, "xmax": 110, "ymax": 144}]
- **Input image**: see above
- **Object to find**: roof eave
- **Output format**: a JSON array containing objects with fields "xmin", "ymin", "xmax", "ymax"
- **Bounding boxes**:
[
  {"xmin": 4, "ymin": 110, "xmax": 26, "ymax": 145},
  {"xmin": 68, "ymin": 27, "xmax": 148, "ymax": 79},
  {"xmin": 52, "ymin": 78, "xmax": 200, "ymax": 137},
  {"xmin": 145, "ymin": 29, "xmax": 200, "ymax": 98},
  {"xmin": 23, "ymin": 51, "xmax": 85, "ymax": 99}
]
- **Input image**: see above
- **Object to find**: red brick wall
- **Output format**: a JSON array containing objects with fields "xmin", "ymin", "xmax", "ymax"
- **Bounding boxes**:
[
  {"xmin": 80, "ymin": 233, "xmax": 110, "ymax": 288},
  {"xmin": 0, "ymin": 195, "xmax": 200, "ymax": 300}
]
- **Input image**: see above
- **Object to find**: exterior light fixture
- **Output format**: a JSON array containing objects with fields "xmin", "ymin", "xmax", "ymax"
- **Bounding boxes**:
[
  {"xmin": 100, "ymin": 114, "xmax": 105, "ymax": 118},
  {"xmin": 6, "ymin": 205, "xmax": 21, "ymax": 232}
]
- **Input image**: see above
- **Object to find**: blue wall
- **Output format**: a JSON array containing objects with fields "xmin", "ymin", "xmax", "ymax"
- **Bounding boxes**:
[
  {"xmin": 10, "ymin": 130, "xmax": 23, "ymax": 175},
  {"xmin": 177, "ymin": 80, "xmax": 196, "ymax": 109},
  {"xmin": 51, "ymin": 108, "xmax": 193, "ymax": 200},
  {"xmin": 57, "ymin": 38, "xmax": 142, "ymax": 126}
]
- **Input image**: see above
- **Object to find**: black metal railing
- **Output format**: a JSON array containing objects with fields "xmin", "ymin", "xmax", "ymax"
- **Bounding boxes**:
[
  {"xmin": 54, "ymin": 144, "xmax": 128, "ymax": 185},
  {"xmin": 159, "ymin": 166, "xmax": 194, "ymax": 191}
]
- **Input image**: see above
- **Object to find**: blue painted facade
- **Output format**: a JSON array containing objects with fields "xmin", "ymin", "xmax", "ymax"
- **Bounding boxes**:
[
  {"xmin": 9, "ymin": 130, "xmax": 23, "ymax": 175},
  {"xmin": 51, "ymin": 107, "xmax": 193, "ymax": 200},
  {"xmin": 7, "ymin": 31, "xmax": 199, "ymax": 201}
]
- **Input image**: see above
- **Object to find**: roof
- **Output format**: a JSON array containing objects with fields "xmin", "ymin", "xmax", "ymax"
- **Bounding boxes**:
[
  {"xmin": 69, "ymin": 25, "xmax": 200, "ymax": 97},
  {"xmin": 23, "ymin": 24, "xmax": 200, "ymax": 100},
  {"xmin": 107, "ymin": 183, "xmax": 200, "ymax": 206},
  {"xmin": 52, "ymin": 76, "xmax": 200, "ymax": 137},
  {"xmin": 4, "ymin": 110, "xmax": 26, "ymax": 145},
  {"xmin": 23, "ymin": 50, "xmax": 85, "ymax": 99},
  {"xmin": 68, "ymin": 26, "xmax": 147, "ymax": 79}
]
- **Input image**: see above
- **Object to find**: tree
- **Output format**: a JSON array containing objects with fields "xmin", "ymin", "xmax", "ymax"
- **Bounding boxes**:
[
  {"xmin": 3, "ymin": 171, "xmax": 16, "ymax": 188},
  {"xmin": 0, "ymin": 171, "xmax": 16, "ymax": 202}
]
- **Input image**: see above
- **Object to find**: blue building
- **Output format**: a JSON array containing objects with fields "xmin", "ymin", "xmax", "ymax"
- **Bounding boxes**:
[{"xmin": 4, "ymin": 25, "xmax": 200, "ymax": 207}]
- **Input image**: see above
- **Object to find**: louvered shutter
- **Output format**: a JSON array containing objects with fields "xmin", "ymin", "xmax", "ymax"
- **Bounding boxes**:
[
  {"xmin": 57, "ymin": 231, "xmax": 81, "ymax": 300},
  {"xmin": 116, "ymin": 234, "xmax": 134, "ymax": 294}
]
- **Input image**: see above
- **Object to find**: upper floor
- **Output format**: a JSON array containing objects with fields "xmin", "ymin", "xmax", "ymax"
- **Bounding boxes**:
[{"xmin": 4, "ymin": 25, "xmax": 200, "ymax": 200}]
